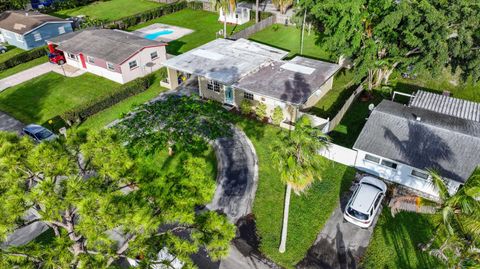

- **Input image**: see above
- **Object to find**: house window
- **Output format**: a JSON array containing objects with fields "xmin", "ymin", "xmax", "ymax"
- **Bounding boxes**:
[
  {"xmin": 207, "ymin": 80, "xmax": 221, "ymax": 92},
  {"xmin": 87, "ymin": 56, "xmax": 95, "ymax": 64},
  {"xmin": 244, "ymin": 92, "xmax": 254, "ymax": 100},
  {"xmin": 364, "ymin": 154, "xmax": 380, "ymax": 164},
  {"xmin": 128, "ymin": 60, "xmax": 138, "ymax": 70},
  {"xmin": 411, "ymin": 169, "xmax": 429, "ymax": 180},
  {"xmin": 58, "ymin": 26, "xmax": 65, "ymax": 34},
  {"xmin": 15, "ymin": 33, "xmax": 23, "ymax": 42},
  {"xmin": 33, "ymin": 33, "xmax": 42, "ymax": 41},
  {"xmin": 150, "ymin": 51, "xmax": 158, "ymax": 60},
  {"xmin": 107, "ymin": 62, "xmax": 115, "ymax": 71},
  {"xmin": 381, "ymin": 159, "xmax": 398, "ymax": 170},
  {"xmin": 67, "ymin": 53, "xmax": 77, "ymax": 60}
]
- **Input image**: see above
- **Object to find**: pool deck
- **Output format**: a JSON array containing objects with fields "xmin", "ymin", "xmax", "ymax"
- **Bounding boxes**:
[{"xmin": 132, "ymin": 23, "xmax": 194, "ymax": 42}]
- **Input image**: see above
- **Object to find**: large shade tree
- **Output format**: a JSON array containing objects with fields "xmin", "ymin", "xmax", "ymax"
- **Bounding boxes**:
[
  {"xmin": 0, "ymin": 129, "xmax": 235, "ymax": 268},
  {"xmin": 299, "ymin": 0, "xmax": 480, "ymax": 89},
  {"xmin": 271, "ymin": 116, "xmax": 329, "ymax": 253}
]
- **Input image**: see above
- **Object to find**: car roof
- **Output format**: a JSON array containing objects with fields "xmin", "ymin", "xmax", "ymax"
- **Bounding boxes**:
[
  {"xmin": 24, "ymin": 124, "xmax": 48, "ymax": 134},
  {"xmin": 350, "ymin": 182, "xmax": 382, "ymax": 214}
]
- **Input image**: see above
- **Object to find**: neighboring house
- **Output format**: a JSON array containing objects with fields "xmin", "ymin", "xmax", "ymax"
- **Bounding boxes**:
[
  {"xmin": 0, "ymin": 10, "xmax": 72, "ymax": 50},
  {"xmin": 353, "ymin": 91, "xmax": 480, "ymax": 199},
  {"xmin": 47, "ymin": 29, "xmax": 167, "ymax": 84},
  {"xmin": 219, "ymin": 2, "xmax": 251, "ymax": 25},
  {"xmin": 163, "ymin": 38, "xmax": 341, "ymax": 126}
]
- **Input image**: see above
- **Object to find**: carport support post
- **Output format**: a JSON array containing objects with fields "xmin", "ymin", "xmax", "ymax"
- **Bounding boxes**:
[
  {"xmin": 167, "ymin": 67, "xmax": 179, "ymax": 90},
  {"xmin": 279, "ymin": 183, "xmax": 292, "ymax": 253}
]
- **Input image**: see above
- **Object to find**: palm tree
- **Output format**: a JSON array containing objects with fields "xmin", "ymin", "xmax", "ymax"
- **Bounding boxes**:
[
  {"xmin": 271, "ymin": 116, "xmax": 329, "ymax": 253},
  {"xmin": 272, "ymin": 0, "xmax": 293, "ymax": 14},
  {"xmin": 212, "ymin": 0, "xmax": 236, "ymax": 38},
  {"xmin": 422, "ymin": 170, "xmax": 480, "ymax": 266}
]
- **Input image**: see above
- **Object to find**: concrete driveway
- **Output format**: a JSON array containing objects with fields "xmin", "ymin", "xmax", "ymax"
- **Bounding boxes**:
[
  {"xmin": 297, "ymin": 192, "xmax": 381, "ymax": 269},
  {"xmin": 0, "ymin": 111, "xmax": 24, "ymax": 133}
]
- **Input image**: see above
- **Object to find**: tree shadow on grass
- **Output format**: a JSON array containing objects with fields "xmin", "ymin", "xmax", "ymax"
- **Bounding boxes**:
[
  {"xmin": 375, "ymin": 210, "xmax": 442, "ymax": 269},
  {"xmin": 165, "ymin": 40, "xmax": 187, "ymax": 56}
]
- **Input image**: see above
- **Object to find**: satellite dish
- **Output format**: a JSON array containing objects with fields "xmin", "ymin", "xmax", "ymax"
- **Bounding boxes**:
[{"xmin": 368, "ymin": 103, "xmax": 375, "ymax": 111}]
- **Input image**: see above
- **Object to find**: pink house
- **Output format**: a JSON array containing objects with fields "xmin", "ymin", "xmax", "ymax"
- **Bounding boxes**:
[{"xmin": 47, "ymin": 29, "xmax": 167, "ymax": 84}]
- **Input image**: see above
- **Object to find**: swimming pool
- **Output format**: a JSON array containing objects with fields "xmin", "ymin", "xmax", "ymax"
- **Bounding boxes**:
[{"xmin": 144, "ymin": 29, "xmax": 174, "ymax": 40}]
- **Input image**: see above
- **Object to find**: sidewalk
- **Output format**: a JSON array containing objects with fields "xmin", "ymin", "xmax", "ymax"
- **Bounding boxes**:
[{"xmin": 0, "ymin": 62, "xmax": 86, "ymax": 92}]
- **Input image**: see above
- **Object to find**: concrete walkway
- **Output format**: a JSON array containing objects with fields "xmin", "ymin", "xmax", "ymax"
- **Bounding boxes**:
[
  {"xmin": 0, "ymin": 62, "xmax": 86, "ymax": 92},
  {"xmin": 0, "ymin": 111, "xmax": 24, "ymax": 133}
]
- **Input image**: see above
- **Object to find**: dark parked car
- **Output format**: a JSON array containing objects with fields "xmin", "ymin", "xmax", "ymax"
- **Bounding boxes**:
[
  {"xmin": 23, "ymin": 124, "xmax": 57, "ymax": 142},
  {"xmin": 0, "ymin": 45, "xmax": 7, "ymax": 54}
]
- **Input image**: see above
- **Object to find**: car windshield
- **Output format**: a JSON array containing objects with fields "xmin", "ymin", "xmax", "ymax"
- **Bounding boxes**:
[
  {"xmin": 36, "ymin": 129, "xmax": 53, "ymax": 140},
  {"xmin": 347, "ymin": 206, "xmax": 369, "ymax": 220}
]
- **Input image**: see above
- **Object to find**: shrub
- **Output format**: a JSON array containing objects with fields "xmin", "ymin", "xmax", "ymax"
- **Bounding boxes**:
[
  {"xmin": 61, "ymin": 74, "xmax": 155, "ymax": 124},
  {"xmin": 272, "ymin": 24, "xmax": 279, "ymax": 31},
  {"xmin": 255, "ymin": 102, "xmax": 267, "ymax": 120},
  {"xmin": 240, "ymin": 99, "xmax": 253, "ymax": 115},
  {"xmin": 272, "ymin": 106, "xmax": 284, "ymax": 125},
  {"xmin": 187, "ymin": 1, "xmax": 204, "ymax": 10},
  {"xmin": 0, "ymin": 47, "xmax": 48, "ymax": 71}
]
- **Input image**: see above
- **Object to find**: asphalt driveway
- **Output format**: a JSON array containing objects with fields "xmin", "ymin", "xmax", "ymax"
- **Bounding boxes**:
[
  {"xmin": 0, "ymin": 111, "xmax": 24, "ymax": 133},
  {"xmin": 297, "ymin": 190, "xmax": 381, "ymax": 269}
]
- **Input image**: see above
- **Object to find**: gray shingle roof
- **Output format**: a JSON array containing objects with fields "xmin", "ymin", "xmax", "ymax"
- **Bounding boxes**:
[
  {"xmin": 410, "ymin": 90, "xmax": 480, "ymax": 122},
  {"xmin": 0, "ymin": 10, "xmax": 68, "ymax": 34},
  {"xmin": 353, "ymin": 100, "xmax": 480, "ymax": 183},
  {"xmin": 233, "ymin": 56, "xmax": 341, "ymax": 105},
  {"xmin": 47, "ymin": 29, "xmax": 165, "ymax": 64},
  {"xmin": 162, "ymin": 38, "xmax": 289, "ymax": 85}
]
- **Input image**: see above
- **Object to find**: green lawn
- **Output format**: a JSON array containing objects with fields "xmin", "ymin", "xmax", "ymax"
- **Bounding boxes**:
[
  {"xmin": 235, "ymin": 119, "xmax": 356, "ymax": 268},
  {"xmin": 390, "ymin": 69, "xmax": 480, "ymax": 103},
  {"xmin": 0, "ymin": 46, "xmax": 24, "ymax": 63},
  {"xmin": 0, "ymin": 72, "xmax": 120, "ymax": 125},
  {"xmin": 52, "ymin": 0, "xmax": 162, "ymax": 21},
  {"xmin": 249, "ymin": 24, "xmax": 332, "ymax": 61},
  {"xmin": 128, "ymin": 9, "xmax": 254, "ymax": 55},
  {"xmin": 0, "ymin": 57, "xmax": 48, "ymax": 80},
  {"xmin": 79, "ymin": 77, "xmax": 167, "ymax": 131},
  {"xmin": 362, "ymin": 209, "xmax": 443, "ymax": 269}
]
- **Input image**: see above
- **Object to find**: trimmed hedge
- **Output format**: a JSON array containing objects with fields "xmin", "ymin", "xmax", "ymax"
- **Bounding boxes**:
[
  {"xmin": 61, "ymin": 74, "xmax": 155, "ymax": 124},
  {"xmin": 106, "ymin": 1, "xmax": 188, "ymax": 30},
  {"xmin": 0, "ymin": 47, "xmax": 48, "ymax": 71}
]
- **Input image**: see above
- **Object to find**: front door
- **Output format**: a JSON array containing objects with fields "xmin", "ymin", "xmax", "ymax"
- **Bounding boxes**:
[
  {"xmin": 225, "ymin": 86, "xmax": 234, "ymax": 104},
  {"xmin": 79, "ymin": 53, "xmax": 87, "ymax": 69}
]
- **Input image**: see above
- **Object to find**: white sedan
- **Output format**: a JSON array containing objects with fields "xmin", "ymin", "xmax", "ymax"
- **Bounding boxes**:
[{"xmin": 344, "ymin": 176, "xmax": 387, "ymax": 228}]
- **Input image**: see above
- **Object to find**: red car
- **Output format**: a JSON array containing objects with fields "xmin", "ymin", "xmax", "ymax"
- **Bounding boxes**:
[{"xmin": 48, "ymin": 50, "xmax": 66, "ymax": 65}]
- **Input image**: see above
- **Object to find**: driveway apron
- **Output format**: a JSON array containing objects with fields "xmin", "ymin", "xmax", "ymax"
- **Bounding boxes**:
[{"xmin": 0, "ymin": 111, "xmax": 24, "ymax": 133}]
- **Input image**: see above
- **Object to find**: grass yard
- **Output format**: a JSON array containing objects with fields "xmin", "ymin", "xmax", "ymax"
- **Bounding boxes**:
[
  {"xmin": 0, "ymin": 57, "xmax": 48, "ymax": 80},
  {"xmin": 235, "ymin": 119, "xmax": 356, "ymax": 268},
  {"xmin": 390, "ymin": 69, "xmax": 480, "ymax": 103},
  {"xmin": 52, "ymin": 0, "xmax": 162, "ymax": 21},
  {"xmin": 249, "ymin": 24, "xmax": 332, "ymax": 61},
  {"xmin": 128, "ymin": 9, "xmax": 254, "ymax": 55},
  {"xmin": 0, "ymin": 46, "xmax": 24, "ymax": 63},
  {"xmin": 0, "ymin": 72, "xmax": 120, "ymax": 125},
  {"xmin": 361, "ymin": 209, "xmax": 443, "ymax": 269},
  {"xmin": 79, "ymin": 76, "xmax": 167, "ymax": 131}
]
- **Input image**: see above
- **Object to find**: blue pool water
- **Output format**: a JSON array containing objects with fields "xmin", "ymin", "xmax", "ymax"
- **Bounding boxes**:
[{"xmin": 144, "ymin": 29, "xmax": 174, "ymax": 40}]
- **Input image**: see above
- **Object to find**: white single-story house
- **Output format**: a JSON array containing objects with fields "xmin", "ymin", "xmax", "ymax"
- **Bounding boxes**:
[
  {"xmin": 218, "ymin": 2, "xmax": 251, "ymax": 25},
  {"xmin": 47, "ymin": 29, "xmax": 167, "ymax": 84},
  {"xmin": 353, "ymin": 91, "xmax": 480, "ymax": 199},
  {"xmin": 162, "ymin": 38, "xmax": 341, "ymax": 126}
]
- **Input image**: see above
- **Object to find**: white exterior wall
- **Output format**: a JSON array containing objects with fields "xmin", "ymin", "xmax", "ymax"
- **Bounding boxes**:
[
  {"xmin": 219, "ymin": 8, "xmax": 250, "ymax": 25},
  {"xmin": 120, "ymin": 46, "xmax": 166, "ymax": 84},
  {"xmin": 85, "ymin": 61, "xmax": 124, "ymax": 84},
  {"xmin": 354, "ymin": 150, "xmax": 462, "ymax": 198},
  {"xmin": 64, "ymin": 54, "xmax": 83, "ymax": 69}
]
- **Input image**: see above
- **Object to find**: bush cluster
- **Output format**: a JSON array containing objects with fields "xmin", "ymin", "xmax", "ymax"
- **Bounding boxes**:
[
  {"xmin": 61, "ymin": 74, "xmax": 155, "ymax": 124},
  {"xmin": 41, "ymin": 0, "xmax": 100, "ymax": 13},
  {"xmin": 106, "ymin": 1, "xmax": 188, "ymax": 29},
  {"xmin": 0, "ymin": 47, "xmax": 48, "ymax": 72}
]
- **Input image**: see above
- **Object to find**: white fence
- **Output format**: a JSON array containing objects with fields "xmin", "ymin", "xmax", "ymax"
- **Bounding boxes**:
[{"xmin": 319, "ymin": 143, "xmax": 358, "ymax": 166}]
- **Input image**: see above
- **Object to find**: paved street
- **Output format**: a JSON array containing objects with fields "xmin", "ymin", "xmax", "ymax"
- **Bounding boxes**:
[
  {"xmin": 0, "ymin": 111, "xmax": 24, "ymax": 133},
  {"xmin": 297, "ymin": 192, "xmax": 380, "ymax": 269}
]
